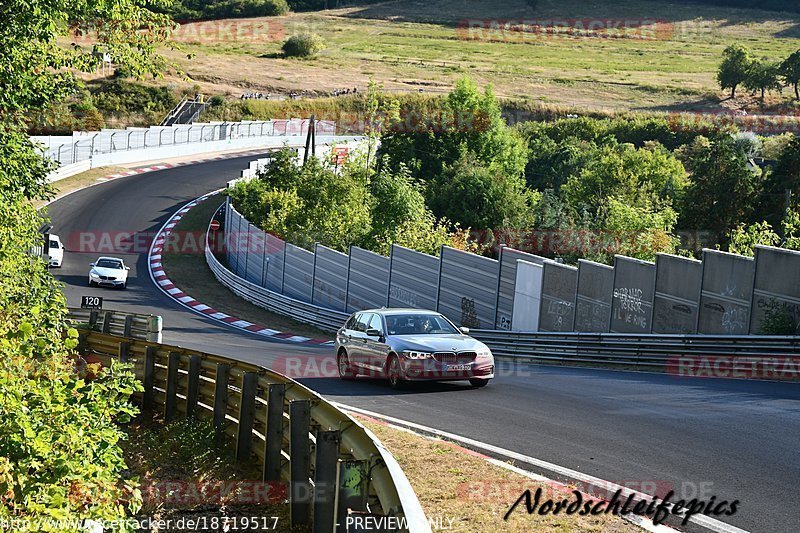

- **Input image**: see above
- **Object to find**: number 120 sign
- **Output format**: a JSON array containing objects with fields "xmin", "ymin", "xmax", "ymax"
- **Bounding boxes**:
[{"xmin": 81, "ymin": 295, "xmax": 103, "ymax": 309}]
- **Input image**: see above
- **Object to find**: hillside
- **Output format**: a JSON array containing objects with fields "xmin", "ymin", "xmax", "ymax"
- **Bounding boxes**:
[{"xmin": 132, "ymin": 0, "xmax": 800, "ymax": 114}]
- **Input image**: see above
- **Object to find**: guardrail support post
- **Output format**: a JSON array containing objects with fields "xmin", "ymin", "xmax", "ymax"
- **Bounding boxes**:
[
  {"xmin": 123, "ymin": 315, "xmax": 134, "ymax": 337},
  {"xmin": 186, "ymin": 355, "xmax": 201, "ymax": 418},
  {"xmin": 143, "ymin": 346, "xmax": 157, "ymax": 411},
  {"xmin": 101, "ymin": 312, "xmax": 112, "ymax": 334},
  {"xmin": 290, "ymin": 400, "xmax": 312, "ymax": 527},
  {"xmin": 118, "ymin": 341, "xmax": 130, "ymax": 363},
  {"xmin": 213, "ymin": 364, "xmax": 231, "ymax": 435},
  {"xmin": 165, "ymin": 351, "xmax": 181, "ymax": 422},
  {"xmin": 313, "ymin": 430, "xmax": 341, "ymax": 533},
  {"xmin": 263, "ymin": 383, "xmax": 286, "ymax": 482},
  {"xmin": 89, "ymin": 310, "xmax": 99, "ymax": 328},
  {"xmin": 236, "ymin": 372, "xmax": 258, "ymax": 461}
]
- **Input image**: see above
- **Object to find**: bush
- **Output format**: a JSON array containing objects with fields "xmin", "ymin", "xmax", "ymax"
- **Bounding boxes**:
[{"xmin": 282, "ymin": 33, "xmax": 326, "ymax": 58}]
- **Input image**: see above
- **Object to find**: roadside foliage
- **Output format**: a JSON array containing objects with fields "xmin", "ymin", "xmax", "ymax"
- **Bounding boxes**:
[{"xmin": 1, "ymin": 0, "xmax": 171, "ymax": 528}]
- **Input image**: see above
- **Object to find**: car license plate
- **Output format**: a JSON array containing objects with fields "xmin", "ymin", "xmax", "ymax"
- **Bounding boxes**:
[{"xmin": 447, "ymin": 364, "xmax": 470, "ymax": 371}]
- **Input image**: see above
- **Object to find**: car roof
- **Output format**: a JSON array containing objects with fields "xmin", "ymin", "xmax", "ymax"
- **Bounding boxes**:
[
  {"xmin": 357, "ymin": 308, "xmax": 441, "ymax": 316},
  {"xmin": 97, "ymin": 256, "xmax": 124, "ymax": 262}
]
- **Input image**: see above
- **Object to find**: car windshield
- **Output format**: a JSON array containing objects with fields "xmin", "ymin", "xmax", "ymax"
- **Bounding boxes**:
[
  {"xmin": 96, "ymin": 259, "xmax": 122, "ymax": 269},
  {"xmin": 385, "ymin": 313, "xmax": 459, "ymax": 335},
  {"xmin": 49, "ymin": 240, "xmax": 59, "ymax": 248}
]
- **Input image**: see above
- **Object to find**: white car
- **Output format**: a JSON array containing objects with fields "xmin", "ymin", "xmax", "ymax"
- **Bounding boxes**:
[
  {"xmin": 47, "ymin": 234, "xmax": 64, "ymax": 268},
  {"xmin": 88, "ymin": 257, "xmax": 130, "ymax": 289}
]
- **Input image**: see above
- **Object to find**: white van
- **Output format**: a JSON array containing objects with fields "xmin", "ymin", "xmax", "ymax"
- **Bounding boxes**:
[{"xmin": 48, "ymin": 234, "xmax": 64, "ymax": 268}]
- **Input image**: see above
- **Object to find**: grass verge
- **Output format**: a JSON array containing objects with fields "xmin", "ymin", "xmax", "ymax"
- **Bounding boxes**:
[
  {"xmin": 355, "ymin": 414, "xmax": 639, "ymax": 532},
  {"xmin": 160, "ymin": 193, "xmax": 331, "ymax": 340},
  {"xmin": 123, "ymin": 417, "xmax": 303, "ymax": 532}
]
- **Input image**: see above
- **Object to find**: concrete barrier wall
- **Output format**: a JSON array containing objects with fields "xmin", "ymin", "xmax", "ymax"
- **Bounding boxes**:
[
  {"xmin": 511, "ymin": 260, "xmax": 544, "ymax": 332},
  {"xmin": 698, "ymin": 249, "xmax": 754, "ymax": 335},
  {"xmin": 538, "ymin": 260, "xmax": 578, "ymax": 332},
  {"xmin": 652, "ymin": 254, "xmax": 702, "ymax": 334},
  {"xmin": 574, "ymin": 259, "xmax": 613, "ymax": 333},
  {"xmin": 610, "ymin": 256, "xmax": 655, "ymax": 334},
  {"xmin": 283, "ymin": 243, "xmax": 315, "ymax": 303},
  {"xmin": 264, "ymin": 233, "xmax": 285, "ymax": 293},
  {"xmin": 750, "ymin": 246, "xmax": 800, "ymax": 334},
  {"xmin": 387, "ymin": 245, "xmax": 440, "ymax": 310},
  {"xmin": 312, "ymin": 244, "xmax": 349, "ymax": 312},
  {"xmin": 346, "ymin": 246, "xmax": 390, "ymax": 313},
  {"xmin": 437, "ymin": 246, "xmax": 500, "ymax": 329},
  {"xmin": 495, "ymin": 247, "xmax": 546, "ymax": 330}
]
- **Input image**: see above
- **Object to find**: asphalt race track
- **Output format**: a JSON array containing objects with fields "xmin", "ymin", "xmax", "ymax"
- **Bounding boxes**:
[{"xmin": 47, "ymin": 154, "xmax": 799, "ymax": 532}]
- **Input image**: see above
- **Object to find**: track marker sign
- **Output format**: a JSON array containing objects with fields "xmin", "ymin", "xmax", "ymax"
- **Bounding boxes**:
[
  {"xmin": 81, "ymin": 295, "xmax": 103, "ymax": 309},
  {"xmin": 210, "ymin": 219, "xmax": 221, "ymax": 231}
]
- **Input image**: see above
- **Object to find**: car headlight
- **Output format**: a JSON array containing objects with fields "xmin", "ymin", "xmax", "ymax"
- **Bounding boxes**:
[
  {"xmin": 89, "ymin": 270, "xmax": 100, "ymax": 278},
  {"xmin": 402, "ymin": 351, "xmax": 432, "ymax": 360}
]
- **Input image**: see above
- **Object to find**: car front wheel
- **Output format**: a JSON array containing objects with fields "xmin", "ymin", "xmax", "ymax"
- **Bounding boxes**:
[
  {"xmin": 338, "ymin": 351, "xmax": 355, "ymax": 380},
  {"xmin": 387, "ymin": 356, "xmax": 406, "ymax": 390},
  {"xmin": 469, "ymin": 378, "xmax": 490, "ymax": 388}
]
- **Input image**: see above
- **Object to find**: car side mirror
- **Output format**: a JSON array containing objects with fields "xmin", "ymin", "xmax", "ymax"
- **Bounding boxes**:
[
  {"xmin": 459, "ymin": 326, "xmax": 470, "ymax": 334},
  {"xmin": 365, "ymin": 328, "xmax": 382, "ymax": 338},
  {"xmin": 125, "ymin": 266, "xmax": 130, "ymax": 270},
  {"xmin": 89, "ymin": 263, "xmax": 95, "ymax": 267}
]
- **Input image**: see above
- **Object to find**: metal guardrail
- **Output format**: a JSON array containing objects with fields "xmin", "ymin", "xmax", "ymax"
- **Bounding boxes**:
[
  {"xmin": 471, "ymin": 329, "xmax": 800, "ymax": 370},
  {"xmin": 68, "ymin": 307, "xmax": 162, "ymax": 343},
  {"xmin": 79, "ymin": 331, "xmax": 430, "ymax": 532}
]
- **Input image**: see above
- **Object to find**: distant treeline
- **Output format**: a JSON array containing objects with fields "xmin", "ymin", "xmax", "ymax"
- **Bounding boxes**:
[
  {"xmin": 677, "ymin": 0, "xmax": 800, "ymax": 14},
  {"xmin": 160, "ymin": 0, "xmax": 383, "ymax": 20}
]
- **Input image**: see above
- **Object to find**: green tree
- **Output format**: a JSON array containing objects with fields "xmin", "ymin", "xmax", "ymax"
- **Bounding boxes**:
[
  {"xmin": 562, "ymin": 142, "xmax": 687, "ymax": 217},
  {"xmin": 728, "ymin": 220, "xmax": 780, "ymax": 256},
  {"xmin": 365, "ymin": 163, "xmax": 454, "ymax": 255},
  {"xmin": 760, "ymin": 135, "xmax": 800, "ymax": 227},
  {"xmin": 231, "ymin": 151, "xmax": 373, "ymax": 251},
  {"xmin": 780, "ymin": 49, "xmax": 800, "ymax": 100},
  {"xmin": 717, "ymin": 44, "xmax": 753, "ymax": 98},
  {"xmin": 1, "ymin": 0, "xmax": 172, "ymax": 527},
  {"xmin": 679, "ymin": 137, "xmax": 764, "ymax": 245},
  {"xmin": 744, "ymin": 59, "xmax": 782, "ymax": 100},
  {"xmin": 595, "ymin": 196, "xmax": 679, "ymax": 262},
  {"xmin": 377, "ymin": 77, "xmax": 528, "ymax": 186},
  {"xmin": 427, "ymin": 151, "xmax": 538, "ymax": 230}
]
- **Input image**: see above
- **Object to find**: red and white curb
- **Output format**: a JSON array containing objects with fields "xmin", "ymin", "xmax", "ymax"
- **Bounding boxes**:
[{"xmin": 148, "ymin": 194, "xmax": 334, "ymax": 347}]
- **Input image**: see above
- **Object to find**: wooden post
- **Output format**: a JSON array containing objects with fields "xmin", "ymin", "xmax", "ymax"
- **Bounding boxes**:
[
  {"xmin": 118, "ymin": 341, "xmax": 130, "ymax": 363},
  {"xmin": 164, "ymin": 351, "xmax": 181, "ymax": 422},
  {"xmin": 263, "ymin": 383, "xmax": 286, "ymax": 482},
  {"xmin": 312, "ymin": 430, "xmax": 341, "ymax": 533},
  {"xmin": 142, "ymin": 346, "xmax": 157, "ymax": 411},
  {"xmin": 236, "ymin": 372, "xmax": 258, "ymax": 461},
  {"xmin": 213, "ymin": 364, "xmax": 231, "ymax": 433},
  {"xmin": 186, "ymin": 355, "xmax": 201, "ymax": 417},
  {"xmin": 123, "ymin": 315, "xmax": 134, "ymax": 337},
  {"xmin": 290, "ymin": 400, "xmax": 312, "ymax": 526}
]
